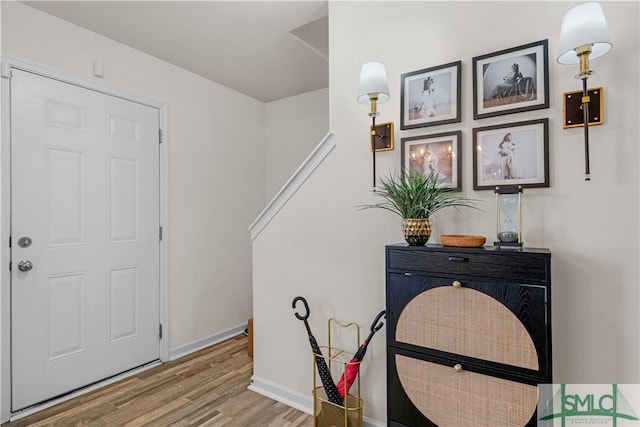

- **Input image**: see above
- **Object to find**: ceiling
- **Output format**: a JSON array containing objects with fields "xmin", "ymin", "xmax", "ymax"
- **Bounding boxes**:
[{"xmin": 22, "ymin": 1, "xmax": 329, "ymax": 102}]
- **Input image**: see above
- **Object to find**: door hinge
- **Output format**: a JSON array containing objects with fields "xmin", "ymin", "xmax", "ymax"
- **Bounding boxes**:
[
  {"xmin": 8, "ymin": 262, "xmax": 11, "ymax": 272},
  {"xmin": 159, "ymin": 324, "xmax": 163, "ymax": 339},
  {"xmin": 159, "ymin": 129, "xmax": 162, "ymax": 144},
  {"xmin": 1, "ymin": 63, "xmax": 12, "ymax": 79},
  {"xmin": 159, "ymin": 226, "xmax": 163, "ymax": 241},
  {"xmin": 8, "ymin": 236, "xmax": 11, "ymax": 248}
]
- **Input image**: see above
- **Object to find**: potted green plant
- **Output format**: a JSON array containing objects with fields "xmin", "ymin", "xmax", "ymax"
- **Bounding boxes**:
[{"xmin": 360, "ymin": 170, "xmax": 478, "ymax": 245}]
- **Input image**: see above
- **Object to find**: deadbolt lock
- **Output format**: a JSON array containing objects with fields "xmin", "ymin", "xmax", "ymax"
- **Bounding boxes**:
[{"xmin": 17, "ymin": 237, "xmax": 32, "ymax": 248}]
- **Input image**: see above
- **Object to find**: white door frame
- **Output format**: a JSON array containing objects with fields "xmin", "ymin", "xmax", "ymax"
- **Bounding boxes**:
[{"xmin": 0, "ymin": 54, "xmax": 171, "ymax": 422}]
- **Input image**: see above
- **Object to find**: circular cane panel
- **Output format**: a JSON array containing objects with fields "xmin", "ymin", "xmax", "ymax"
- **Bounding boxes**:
[
  {"xmin": 396, "ymin": 355, "xmax": 538, "ymax": 427},
  {"xmin": 396, "ymin": 286, "xmax": 538, "ymax": 370}
]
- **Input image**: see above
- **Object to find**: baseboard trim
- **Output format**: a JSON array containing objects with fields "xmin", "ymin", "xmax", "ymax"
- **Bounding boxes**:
[
  {"xmin": 248, "ymin": 375, "xmax": 385, "ymax": 427},
  {"xmin": 249, "ymin": 375, "xmax": 312, "ymax": 415},
  {"xmin": 168, "ymin": 323, "xmax": 247, "ymax": 361}
]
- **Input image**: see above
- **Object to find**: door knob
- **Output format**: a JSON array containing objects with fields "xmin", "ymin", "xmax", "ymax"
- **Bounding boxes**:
[{"xmin": 17, "ymin": 260, "xmax": 33, "ymax": 272}]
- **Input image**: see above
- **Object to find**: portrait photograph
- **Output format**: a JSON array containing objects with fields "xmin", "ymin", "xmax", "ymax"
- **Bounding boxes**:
[
  {"xmin": 401, "ymin": 61, "xmax": 461, "ymax": 129},
  {"xmin": 472, "ymin": 119, "xmax": 548, "ymax": 190},
  {"xmin": 473, "ymin": 40, "xmax": 549, "ymax": 119},
  {"xmin": 401, "ymin": 131, "xmax": 462, "ymax": 190}
]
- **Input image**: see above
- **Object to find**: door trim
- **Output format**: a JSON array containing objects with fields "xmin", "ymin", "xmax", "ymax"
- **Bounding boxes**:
[{"xmin": 0, "ymin": 54, "xmax": 170, "ymax": 422}]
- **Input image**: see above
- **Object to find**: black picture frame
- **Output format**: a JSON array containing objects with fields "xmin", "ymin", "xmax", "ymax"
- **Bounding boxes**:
[
  {"xmin": 472, "ymin": 40, "xmax": 549, "ymax": 120},
  {"xmin": 400, "ymin": 61, "xmax": 461, "ymax": 130},
  {"xmin": 472, "ymin": 118, "xmax": 549, "ymax": 190},
  {"xmin": 401, "ymin": 130, "xmax": 462, "ymax": 190}
]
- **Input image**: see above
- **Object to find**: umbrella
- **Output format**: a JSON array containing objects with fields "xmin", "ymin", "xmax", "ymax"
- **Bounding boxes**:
[
  {"xmin": 336, "ymin": 310, "xmax": 386, "ymax": 400},
  {"xmin": 292, "ymin": 296, "xmax": 343, "ymax": 405}
]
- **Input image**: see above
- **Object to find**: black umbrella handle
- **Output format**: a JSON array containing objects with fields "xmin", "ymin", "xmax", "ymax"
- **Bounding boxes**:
[
  {"xmin": 292, "ymin": 296, "xmax": 312, "ymax": 334},
  {"xmin": 371, "ymin": 310, "xmax": 386, "ymax": 332},
  {"xmin": 352, "ymin": 310, "xmax": 387, "ymax": 361},
  {"xmin": 292, "ymin": 296, "xmax": 310, "ymax": 320},
  {"xmin": 365, "ymin": 310, "xmax": 386, "ymax": 342}
]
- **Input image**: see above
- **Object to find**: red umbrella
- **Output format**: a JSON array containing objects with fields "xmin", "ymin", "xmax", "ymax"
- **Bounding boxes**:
[
  {"xmin": 336, "ymin": 310, "xmax": 386, "ymax": 400},
  {"xmin": 292, "ymin": 296, "xmax": 343, "ymax": 405}
]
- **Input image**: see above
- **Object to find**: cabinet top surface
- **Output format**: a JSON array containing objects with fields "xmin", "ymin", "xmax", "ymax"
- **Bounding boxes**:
[{"xmin": 386, "ymin": 243, "xmax": 551, "ymax": 255}]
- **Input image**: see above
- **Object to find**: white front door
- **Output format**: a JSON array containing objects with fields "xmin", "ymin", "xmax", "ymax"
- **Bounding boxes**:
[{"xmin": 10, "ymin": 69, "xmax": 160, "ymax": 410}]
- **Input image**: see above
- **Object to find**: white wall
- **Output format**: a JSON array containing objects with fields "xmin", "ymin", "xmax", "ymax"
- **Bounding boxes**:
[
  {"xmin": 253, "ymin": 1, "xmax": 639, "ymax": 423},
  {"xmin": 265, "ymin": 88, "xmax": 329, "ymax": 200},
  {"xmin": 1, "ymin": 1, "xmax": 264, "ymax": 363}
]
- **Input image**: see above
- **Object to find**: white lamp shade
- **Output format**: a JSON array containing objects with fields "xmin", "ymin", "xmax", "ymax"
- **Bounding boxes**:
[
  {"xmin": 357, "ymin": 61, "xmax": 390, "ymax": 104},
  {"xmin": 557, "ymin": 2, "xmax": 612, "ymax": 64}
]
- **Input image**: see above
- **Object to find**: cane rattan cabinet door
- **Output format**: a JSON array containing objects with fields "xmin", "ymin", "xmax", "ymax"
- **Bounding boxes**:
[
  {"xmin": 395, "ymin": 283, "xmax": 540, "ymax": 371},
  {"xmin": 394, "ymin": 353, "xmax": 538, "ymax": 427},
  {"xmin": 385, "ymin": 244, "xmax": 552, "ymax": 427}
]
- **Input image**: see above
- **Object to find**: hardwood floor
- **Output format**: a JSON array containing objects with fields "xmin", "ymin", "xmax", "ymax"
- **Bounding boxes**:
[{"xmin": 3, "ymin": 335, "xmax": 312, "ymax": 426}]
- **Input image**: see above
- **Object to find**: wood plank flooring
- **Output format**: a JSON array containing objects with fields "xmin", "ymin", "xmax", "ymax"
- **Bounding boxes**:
[{"xmin": 3, "ymin": 335, "xmax": 313, "ymax": 426}]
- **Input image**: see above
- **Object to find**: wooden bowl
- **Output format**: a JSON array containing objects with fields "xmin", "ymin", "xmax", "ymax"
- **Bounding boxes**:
[{"xmin": 440, "ymin": 234, "xmax": 486, "ymax": 248}]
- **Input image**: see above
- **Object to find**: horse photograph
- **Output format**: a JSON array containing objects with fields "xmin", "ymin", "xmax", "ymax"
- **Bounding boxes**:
[
  {"xmin": 482, "ymin": 53, "xmax": 538, "ymax": 108},
  {"xmin": 472, "ymin": 39, "xmax": 549, "ymax": 120}
]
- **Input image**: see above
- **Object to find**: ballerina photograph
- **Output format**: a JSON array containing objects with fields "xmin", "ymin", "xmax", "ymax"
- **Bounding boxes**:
[{"xmin": 401, "ymin": 61, "xmax": 461, "ymax": 129}]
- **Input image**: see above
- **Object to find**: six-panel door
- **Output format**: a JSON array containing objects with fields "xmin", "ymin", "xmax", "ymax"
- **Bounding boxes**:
[{"xmin": 11, "ymin": 69, "xmax": 161, "ymax": 410}]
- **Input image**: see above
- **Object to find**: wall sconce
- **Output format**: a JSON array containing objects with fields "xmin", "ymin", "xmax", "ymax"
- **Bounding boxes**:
[
  {"xmin": 370, "ymin": 122, "xmax": 394, "ymax": 152},
  {"xmin": 357, "ymin": 61, "xmax": 390, "ymax": 189},
  {"xmin": 557, "ymin": 2, "xmax": 612, "ymax": 181},
  {"xmin": 563, "ymin": 86, "xmax": 603, "ymax": 128}
]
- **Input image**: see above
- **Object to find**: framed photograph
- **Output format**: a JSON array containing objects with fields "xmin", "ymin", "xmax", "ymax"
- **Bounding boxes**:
[
  {"xmin": 401, "ymin": 130, "xmax": 462, "ymax": 190},
  {"xmin": 401, "ymin": 61, "xmax": 461, "ymax": 129},
  {"xmin": 472, "ymin": 39, "xmax": 549, "ymax": 119},
  {"xmin": 472, "ymin": 118, "xmax": 548, "ymax": 190}
]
